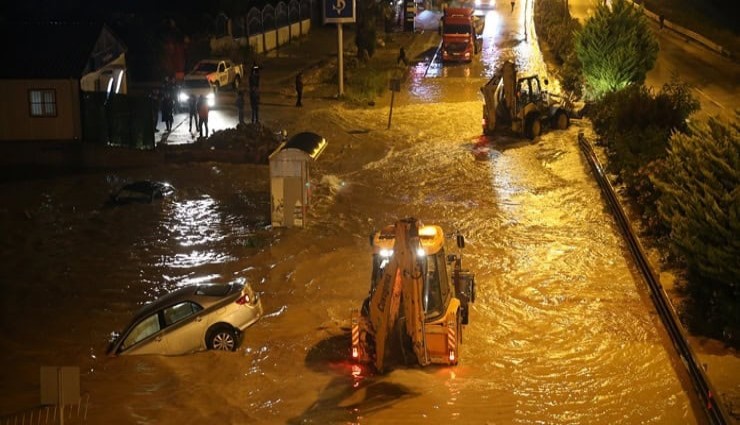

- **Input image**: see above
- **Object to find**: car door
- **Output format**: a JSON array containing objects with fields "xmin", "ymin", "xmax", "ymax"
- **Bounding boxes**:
[
  {"xmin": 119, "ymin": 313, "xmax": 169, "ymax": 355},
  {"xmin": 158, "ymin": 301, "xmax": 207, "ymax": 354},
  {"xmin": 218, "ymin": 62, "xmax": 227, "ymax": 86}
]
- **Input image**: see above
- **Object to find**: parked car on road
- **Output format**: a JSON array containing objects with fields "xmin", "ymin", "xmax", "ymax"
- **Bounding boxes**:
[
  {"xmin": 108, "ymin": 282, "xmax": 262, "ymax": 356},
  {"xmin": 108, "ymin": 181, "xmax": 175, "ymax": 206}
]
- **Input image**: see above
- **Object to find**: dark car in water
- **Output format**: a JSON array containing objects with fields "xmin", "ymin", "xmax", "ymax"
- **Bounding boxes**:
[
  {"xmin": 108, "ymin": 282, "xmax": 263, "ymax": 356},
  {"xmin": 108, "ymin": 181, "xmax": 175, "ymax": 205}
]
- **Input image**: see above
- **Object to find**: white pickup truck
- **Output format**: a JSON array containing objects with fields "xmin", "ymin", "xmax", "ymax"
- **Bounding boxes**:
[
  {"xmin": 196, "ymin": 59, "xmax": 244, "ymax": 91},
  {"xmin": 177, "ymin": 59, "xmax": 244, "ymax": 108}
]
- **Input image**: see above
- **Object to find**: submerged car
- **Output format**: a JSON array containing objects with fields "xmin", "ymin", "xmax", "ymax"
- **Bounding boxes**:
[
  {"xmin": 108, "ymin": 282, "xmax": 262, "ymax": 356},
  {"xmin": 108, "ymin": 181, "xmax": 175, "ymax": 205}
]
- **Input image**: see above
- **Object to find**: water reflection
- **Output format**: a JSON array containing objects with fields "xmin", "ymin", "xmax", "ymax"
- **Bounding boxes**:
[{"xmin": 168, "ymin": 196, "xmax": 225, "ymax": 247}]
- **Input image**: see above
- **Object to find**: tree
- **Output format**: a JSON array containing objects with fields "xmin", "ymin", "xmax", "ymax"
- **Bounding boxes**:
[
  {"xmin": 575, "ymin": 0, "xmax": 658, "ymax": 100},
  {"xmin": 652, "ymin": 113, "xmax": 739, "ymax": 343},
  {"xmin": 653, "ymin": 113, "xmax": 739, "ymax": 286},
  {"xmin": 356, "ymin": 0, "xmax": 390, "ymax": 61}
]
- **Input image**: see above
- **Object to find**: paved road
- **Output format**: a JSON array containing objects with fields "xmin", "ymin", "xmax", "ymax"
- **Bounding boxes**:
[{"xmin": 568, "ymin": 0, "xmax": 740, "ymax": 119}]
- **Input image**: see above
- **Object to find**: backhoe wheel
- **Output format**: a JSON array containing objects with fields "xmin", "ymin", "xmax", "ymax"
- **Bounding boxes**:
[
  {"xmin": 524, "ymin": 113, "xmax": 541, "ymax": 139},
  {"xmin": 553, "ymin": 110, "xmax": 569, "ymax": 130}
]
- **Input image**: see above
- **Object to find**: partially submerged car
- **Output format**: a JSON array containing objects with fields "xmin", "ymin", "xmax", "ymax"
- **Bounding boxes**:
[
  {"xmin": 108, "ymin": 282, "xmax": 262, "ymax": 356},
  {"xmin": 108, "ymin": 181, "xmax": 175, "ymax": 205}
]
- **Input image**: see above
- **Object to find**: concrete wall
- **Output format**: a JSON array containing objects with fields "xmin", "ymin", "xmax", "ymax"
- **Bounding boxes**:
[
  {"xmin": 0, "ymin": 79, "xmax": 81, "ymax": 141},
  {"xmin": 213, "ymin": 19, "xmax": 311, "ymax": 55}
]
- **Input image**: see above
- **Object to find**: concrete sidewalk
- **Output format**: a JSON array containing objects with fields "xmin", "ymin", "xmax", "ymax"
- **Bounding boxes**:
[{"xmin": 157, "ymin": 26, "xmax": 439, "ymax": 146}]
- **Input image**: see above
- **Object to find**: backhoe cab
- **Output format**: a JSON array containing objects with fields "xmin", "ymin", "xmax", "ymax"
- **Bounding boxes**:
[
  {"xmin": 351, "ymin": 218, "xmax": 475, "ymax": 373},
  {"xmin": 481, "ymin": 60, "xmax": 572, "ymax": 139}
]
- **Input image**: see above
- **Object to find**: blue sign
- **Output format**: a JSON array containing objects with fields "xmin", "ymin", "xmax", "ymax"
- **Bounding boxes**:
[{"xmin": 323, "ymin": 0, "xmax": 356, "ymax": 23}]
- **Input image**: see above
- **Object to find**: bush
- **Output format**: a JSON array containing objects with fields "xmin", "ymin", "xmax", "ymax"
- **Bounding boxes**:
[
  {"xmin": 534, "ymin": 0, "xmax": 583, "ymax": 96},
  {"xmin": 589, "ymin": 80, "xmax": 699, "ymax": 228},
  {"xmin": 652, "ymin": 114, "xmax": 740, "ymax": 346}
]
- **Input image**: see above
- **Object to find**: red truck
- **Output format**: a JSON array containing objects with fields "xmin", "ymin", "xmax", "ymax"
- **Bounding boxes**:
[{"xmin": 440, "ymin": 7, "xmax": 483, "ymax": 63}]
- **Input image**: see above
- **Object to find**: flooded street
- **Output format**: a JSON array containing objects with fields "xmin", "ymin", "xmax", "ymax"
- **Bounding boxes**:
[
  {"xmin": 0, "ymin": 3, "xmax": 710, "ymax": 424},
  {"xmin": 0, "ymin": 102, "xmax": 702, "ymax": 423}
]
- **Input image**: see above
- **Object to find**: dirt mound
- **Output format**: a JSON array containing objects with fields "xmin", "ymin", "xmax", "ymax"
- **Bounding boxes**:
[{"xmin": 164, "ymin": 123, "xmax": 283, "ymax": 164}]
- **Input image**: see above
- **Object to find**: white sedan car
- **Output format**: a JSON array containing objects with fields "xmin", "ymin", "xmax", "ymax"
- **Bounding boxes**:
[{"xmin": 108, "ymin": 282, "xmax": 262, "ymax": 356}]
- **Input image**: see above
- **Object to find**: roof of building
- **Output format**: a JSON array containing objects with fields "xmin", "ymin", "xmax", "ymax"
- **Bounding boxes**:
[{"xmin": 0, "ymin": 21, "xmax": 118, "ymax": 79}]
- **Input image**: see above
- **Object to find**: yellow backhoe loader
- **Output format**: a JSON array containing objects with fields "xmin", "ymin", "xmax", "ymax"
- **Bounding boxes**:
[{"xmin": 350, "ymin": 218, "xmax": 475, "ymax": 373}]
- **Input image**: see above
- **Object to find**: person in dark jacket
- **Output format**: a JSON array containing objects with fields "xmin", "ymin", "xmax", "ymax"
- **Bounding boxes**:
[
  {"xmin": 249, "ymin": 86, "xmax": 260, "ymax": 123},
  {"xmin": 196, "ymin": 95, "xmax": 209, "ymax": 137},
  {"xmin": 236, "ymin": 91, "xmax": 245, "ymax": 124},
  {"xmin": 161, "ymin": 92, "xmax": 174, "ymax": 132},
  {"xmin": 187, "ymin": 94, "xmax": 197, "ymax": 133},
  {"xmin": 295, "ymin": 72, "xmax": 304, "ymax": 107},
  {"xmin": 397, "ymin": 47, "xmax": 408, "ymax": 66}
]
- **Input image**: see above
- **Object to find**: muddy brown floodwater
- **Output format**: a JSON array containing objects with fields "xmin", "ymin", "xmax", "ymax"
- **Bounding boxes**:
[{"xmin": 0, "ymin": 95, "xmax": 706, "ymax": 424}]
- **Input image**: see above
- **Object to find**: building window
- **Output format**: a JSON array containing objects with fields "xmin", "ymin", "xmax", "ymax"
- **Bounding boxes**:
[{"xmin": 28, "ymin": 89, "xmax": 57, "ymax": 117}]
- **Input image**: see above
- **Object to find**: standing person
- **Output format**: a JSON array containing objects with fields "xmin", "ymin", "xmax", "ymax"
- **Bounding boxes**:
[
  {"xmin": 510, "ymin": 1, "xmax": 515, "ymax": 12},
  {"xmin": 236, "ymin": 90, "xmax": 245, "ymax": 125},
  {"xmin": 187, "ymin": 94, "xmax": 197, "ymax": 133},
  {"xmin": 149, "ymin": 88, "xmax": 160, "ymax": 133},
  {"xmin": 659, "ymin": 15, "xmax": 665, "ymax": 29},
  {"xmin": 295, "ymin": 72, "xmax": 304, "ymax": 107},
  {"xmin": 249, "ymin": 62, "xmax": 261, "ymax": 91},
  {"xmin": 397, "ymin": 47, "xmax": 408, "ymax": 66},
  {"xmin": 161, "ymin": 92, "xmax": 174, "ymax": 132},
  {"xmin": 162, "ymin": 76, "xmax": 177, "ymax": 113},
  {"xmin": 249, "ymin": 86, "xmax": 260, "ymax": 124},
  {"xmin": 196, "ymin": 94, "xmax": 209, "ymax": 137}
]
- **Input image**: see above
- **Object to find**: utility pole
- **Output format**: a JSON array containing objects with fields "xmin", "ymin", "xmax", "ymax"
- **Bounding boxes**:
[{"xmin": 337, "ymin": 23, "xmax": 344, "ymax": 96}]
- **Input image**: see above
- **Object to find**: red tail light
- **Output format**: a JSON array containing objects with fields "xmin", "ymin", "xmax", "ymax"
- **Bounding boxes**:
[
  {"xmin": 235, "ymin": 294, "xmax": 250, "ymax": 305},
  {"xmin": 352, "ymin": 347, "xmax": 359, "ymax": 359}
]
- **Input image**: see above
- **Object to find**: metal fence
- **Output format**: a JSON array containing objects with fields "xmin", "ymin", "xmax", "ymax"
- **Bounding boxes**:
[
  {"xmin": 233, "ymin": 0, "xmax": 313, "ymax": 38},
  {"xmin": 1, "ymin": 394, "xmax": 90, "ymax": 425}
]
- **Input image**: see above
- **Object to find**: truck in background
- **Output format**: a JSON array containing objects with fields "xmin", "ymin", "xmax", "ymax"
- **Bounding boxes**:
[
  {"xmin": 440, "ymin": 7, "xmax": 483, "ymax": 63},
  {"xmin": 177, "ymin": 59, "xmax": 244, "ymax": 109}
]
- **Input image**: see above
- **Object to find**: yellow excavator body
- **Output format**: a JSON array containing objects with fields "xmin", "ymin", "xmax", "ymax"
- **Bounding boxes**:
[{"xmin": 351, "ymin": 218, "xmax": 475, "ymax": 373}]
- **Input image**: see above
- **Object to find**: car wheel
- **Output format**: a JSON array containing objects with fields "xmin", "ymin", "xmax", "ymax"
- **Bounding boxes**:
[{"xmin": 208, "ymin": 326, "xmax": 237, "ymax": 351}]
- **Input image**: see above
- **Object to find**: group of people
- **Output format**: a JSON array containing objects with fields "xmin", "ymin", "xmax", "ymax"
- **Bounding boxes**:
[
  {"xmin": 186, "ymin": 94, "xmax": 211, "ymax": 138},
  {"xmin": 152, "ymin": 62, "xmax": 307, "ymax": 136}
]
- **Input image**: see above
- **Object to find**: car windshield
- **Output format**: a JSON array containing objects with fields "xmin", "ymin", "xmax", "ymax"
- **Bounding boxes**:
[
  {"xmin": 183, "ymin": 79, "xmax": 212, "ymax": 89},
  {"xmin": 444, "ymin": 24, "xmax": 471, "ymax": 35},
  {"xmin": 194, "ymin": 62, "xmax": 218, "ymax": 73}
]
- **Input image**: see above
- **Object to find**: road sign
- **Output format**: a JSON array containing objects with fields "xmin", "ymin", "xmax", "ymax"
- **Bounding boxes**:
[
  {"xmin": 390, "ymin": 78, "xmax": 401, "ymax": 92},
  {"xmin": 323, "ymin": 0, "xmax": 356, "ymax": 24}
]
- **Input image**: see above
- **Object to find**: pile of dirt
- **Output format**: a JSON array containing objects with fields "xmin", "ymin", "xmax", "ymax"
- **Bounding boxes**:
[{"xmin": 164, "ymin": 123, "xmax": 284, "ymax": 164}]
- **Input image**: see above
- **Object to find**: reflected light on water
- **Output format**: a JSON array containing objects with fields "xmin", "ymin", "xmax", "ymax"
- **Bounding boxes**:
[{"xmin": 168, "ymin": 196, "xmax": 226, "ymax": 246}]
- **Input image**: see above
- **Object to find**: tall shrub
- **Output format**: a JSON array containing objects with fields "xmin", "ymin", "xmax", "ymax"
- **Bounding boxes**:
[
  {"xmin": 651, "ymin": 114, "xmax": 739, "ymax": 343},
  {"xmin": 575, "ymin": 0, "xmax": 658, "ymax": 100}
]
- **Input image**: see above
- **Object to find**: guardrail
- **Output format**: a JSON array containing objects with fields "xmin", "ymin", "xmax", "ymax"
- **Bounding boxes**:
[{"xmin": 577, "ymin": 132, "xmax": 730, "ymax": 425}]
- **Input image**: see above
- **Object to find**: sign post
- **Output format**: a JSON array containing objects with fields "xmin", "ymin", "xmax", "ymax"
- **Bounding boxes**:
[
  {"xmin": 387, "ymin": 78, "xmax": 401, "ymax": 129},
  {"xmin": 323, "ymin": 0, "xmax": 356, "ymax": 97}
]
